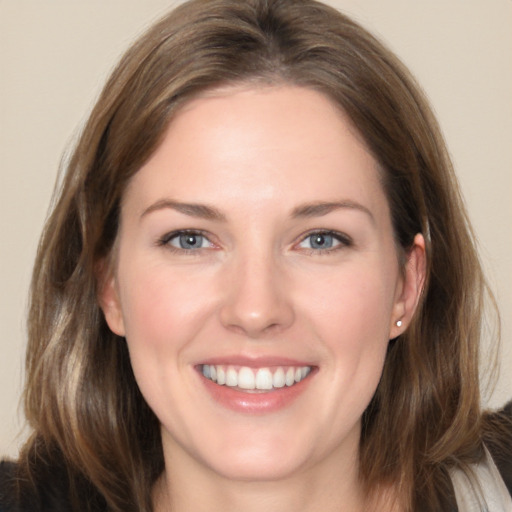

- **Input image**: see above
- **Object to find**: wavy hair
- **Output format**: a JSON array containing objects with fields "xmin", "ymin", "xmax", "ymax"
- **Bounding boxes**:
[{"xmin": 18, "ymin": 0, "xmax": 498, "ymax": 510}]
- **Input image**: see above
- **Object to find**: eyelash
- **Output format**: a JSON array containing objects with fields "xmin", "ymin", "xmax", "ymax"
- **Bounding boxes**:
[
  {"xmin": 295, "ymin": 230, "xmax": 353, "ymax": 255},
  {"xmin": 156, "ymin": 229, "xmax": 352, "ymax": 255},
  {"xmin": 157, "ymin": 229, "xmax": 215, "ymax": 254}
]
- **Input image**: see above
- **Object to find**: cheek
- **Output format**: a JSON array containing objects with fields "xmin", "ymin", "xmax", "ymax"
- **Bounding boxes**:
[
  {"xmin": 310, "ymin": 272, "xmax": 393, "ymax": 405},
  {"xmin": 299, "ymin": 264, "xmax": 396, "ymax": 398},
  {"xmin": 116, "ymin": 261, "xmax": 215, "ymax": 409},
  {"xmin": 301, "ymin": 264, "xmax": 396, "ymax": 345},
  {"xmin": 118, "ymin": 261, "xmax": 217, "ymax": 347}
]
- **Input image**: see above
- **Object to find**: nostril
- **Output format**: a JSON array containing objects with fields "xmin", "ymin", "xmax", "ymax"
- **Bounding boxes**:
[
  {"xmin": 218, "ymin": 262, "xmax": 295, "ymax": 336},
  {"xmin": 219, "ymin": 302, "xmax": 295, "ymax": 338}
]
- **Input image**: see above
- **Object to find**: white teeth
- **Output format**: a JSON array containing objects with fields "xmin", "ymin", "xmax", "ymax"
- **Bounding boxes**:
[
  {"xmin": 217, "ymin": 366, "xmax": 226, "ymax": 385},
  {"xmin": 285, "ymin": 367, "xmax": 295, "ymax": 386},
  {"xmin": 201, "ymin": 364, "xmax": 312, "ymax": 391},
  {"xmin": 255, "ymin": 368, "xmax": 273, "ymax": 390},
  {"xmin": 272, "ymin": 367, "xmax": 285, "ymax": 388},
  {"xmin": 226, "ymin": 367, "xmax": 238, "ymax": 387},
  {"xmin": 238, "ymin": 367, "xmax": 255, "ymax": 390}
]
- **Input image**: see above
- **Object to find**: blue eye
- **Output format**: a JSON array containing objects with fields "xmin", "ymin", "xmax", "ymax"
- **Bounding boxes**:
[
  {"xmin": 309, "ymin": 233, "xmax": 335, "ymax": 249},
  {"xmin": 162, "ymin": 231, "xmax": 212, "ymax": 250},
  {"xmin": 298, "ymin": 231, "xmax": 350, "ymax": 251}
]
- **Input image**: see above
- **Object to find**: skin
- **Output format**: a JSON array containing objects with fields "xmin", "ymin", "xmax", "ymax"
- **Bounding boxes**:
[{"xmin": 101, "ymin": 85, "xmax": 425, "ymax": 512}]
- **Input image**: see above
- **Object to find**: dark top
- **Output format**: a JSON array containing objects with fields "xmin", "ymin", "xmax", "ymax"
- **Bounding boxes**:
[
  {"xmin": 1, "ymin": 402, "xmax": 511, "ymax": 512},
  {"xmin": 0, "ymin": 459, "xmax": 70, "ymax": 512},
  {"xmin": 0, "ymin": 455, "xmax": 107, "ymax": 512}
]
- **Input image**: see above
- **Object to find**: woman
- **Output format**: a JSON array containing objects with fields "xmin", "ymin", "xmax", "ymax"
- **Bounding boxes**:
[{"xmin": 1, "ymin": 0, "xmax": 510, "ymax": 511}]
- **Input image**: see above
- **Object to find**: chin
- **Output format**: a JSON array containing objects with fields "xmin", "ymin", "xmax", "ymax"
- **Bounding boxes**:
[
  {"xmin": 195, "ymin": 428, "xmax": 319, "ymax": 482},
  {"xmin": 205, "ymin": 452, "xmax": 307, "ymax": 482}
]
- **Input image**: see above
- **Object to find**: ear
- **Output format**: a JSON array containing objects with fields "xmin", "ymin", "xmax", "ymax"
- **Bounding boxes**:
[
  {"xmin": 389, "ymin": 233, "xmax": 426, "ymax": 339},
  {"xmin": 97, "ymin": 260, "xmax": 126, "ymax": 337}
]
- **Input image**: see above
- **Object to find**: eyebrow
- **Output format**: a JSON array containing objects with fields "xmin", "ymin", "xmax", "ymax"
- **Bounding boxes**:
[
  {"xmin": 140, "ymin": 199, "xmax": 227, "ymax": 221},
  {"xmin": 140, "ymin": 198, "xmax": 374, "ymax": 223},
  {"xmin": 292, "ymin": 200, "xmax": 375, "ymax": 223}
]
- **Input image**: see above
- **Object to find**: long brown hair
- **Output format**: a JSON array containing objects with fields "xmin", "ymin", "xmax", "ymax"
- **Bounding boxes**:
[{"xmin": 18, "ymin": 0, "xmax": 498, "ymax": 510}]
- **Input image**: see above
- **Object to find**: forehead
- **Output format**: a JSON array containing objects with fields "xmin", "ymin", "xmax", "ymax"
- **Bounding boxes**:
[{"xmin": 123, "ymin": 85, "xmax": 387, "ymax": 218}]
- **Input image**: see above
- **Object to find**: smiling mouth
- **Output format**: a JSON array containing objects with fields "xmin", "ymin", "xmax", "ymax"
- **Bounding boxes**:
[{"xmin": 200, "ymin": 364, "xmax": 312, "ymax": 392}]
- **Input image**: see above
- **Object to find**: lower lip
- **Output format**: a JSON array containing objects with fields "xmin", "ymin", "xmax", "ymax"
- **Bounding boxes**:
[{"xmin": 198, "ymin": 369, "xmax": 315, "ymax": 414}]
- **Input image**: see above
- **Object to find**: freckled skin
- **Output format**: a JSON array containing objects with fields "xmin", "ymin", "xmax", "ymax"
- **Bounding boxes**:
[{"xmin": 101, "ymin": 86, "xmax": 425, "ymax": 510}]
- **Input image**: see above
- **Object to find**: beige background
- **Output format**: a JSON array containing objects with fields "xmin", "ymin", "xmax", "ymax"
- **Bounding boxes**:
[{"xmin": 1, "ymin": 1, "xmax": 511, "ymax": 458}]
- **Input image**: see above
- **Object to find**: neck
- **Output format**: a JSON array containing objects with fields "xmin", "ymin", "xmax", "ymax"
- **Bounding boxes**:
[{"xmin": 153, "ymin": 436, "xmax": 369, "ymax": 512}]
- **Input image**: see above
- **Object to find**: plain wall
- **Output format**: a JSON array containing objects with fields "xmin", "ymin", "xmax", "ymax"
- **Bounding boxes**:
[{"xmin": 1, "ymin": 0, "xmax": 511, "ymax": 458}]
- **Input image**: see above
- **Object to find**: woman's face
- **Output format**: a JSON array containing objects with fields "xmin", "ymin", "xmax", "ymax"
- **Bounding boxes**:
[{"xmin": 102, "ymin": 86, "xmax": 424, "ymax": 482}]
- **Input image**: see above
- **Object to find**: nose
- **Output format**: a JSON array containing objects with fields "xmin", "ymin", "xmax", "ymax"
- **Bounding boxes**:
[{"xmin": 219, "ymin": 251, "xmax": 295, "ymax": 338}]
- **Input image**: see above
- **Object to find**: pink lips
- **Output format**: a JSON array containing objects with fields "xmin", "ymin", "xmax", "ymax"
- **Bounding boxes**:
[
  {"xmin": 199, "ymin": 355, "xmax": 312, "ymax": 367},
  {"xmin": 196, "ymin": 356, "xmax": 316, "ymax": 414}
]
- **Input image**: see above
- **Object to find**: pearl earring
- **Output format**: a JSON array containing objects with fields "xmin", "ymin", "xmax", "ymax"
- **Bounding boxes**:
[{"xmin": 396, "ymin": 320, "xmax": 402, "ymax": 327}]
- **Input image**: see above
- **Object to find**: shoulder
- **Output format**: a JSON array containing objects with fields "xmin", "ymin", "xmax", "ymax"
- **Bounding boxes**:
[
  {"xmin": 484, "ymin": 400, "xmax": 512, "ymax": 496},
  {"xmin": 0, "ymin": 460, "xmax": 22, "ymax": 512},
  {"xmin": 0, "ymin": 460, "xmax": 19, "ymax": 512},
  {"xmin": 0, "ymin": 458, "xmax": 73, "ymax": 512},
  {"xmin": 0, "ymin": 438, "xmax": 110, "ymax": 512},
  {"xmin": 0, "ymin": 453, "xmax": 108, "ymax": 512}
]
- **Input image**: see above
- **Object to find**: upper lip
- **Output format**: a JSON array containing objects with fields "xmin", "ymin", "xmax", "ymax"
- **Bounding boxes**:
[{"xmin": 197, "ymin": 355, "xmax": 315, "ymax": 368}]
